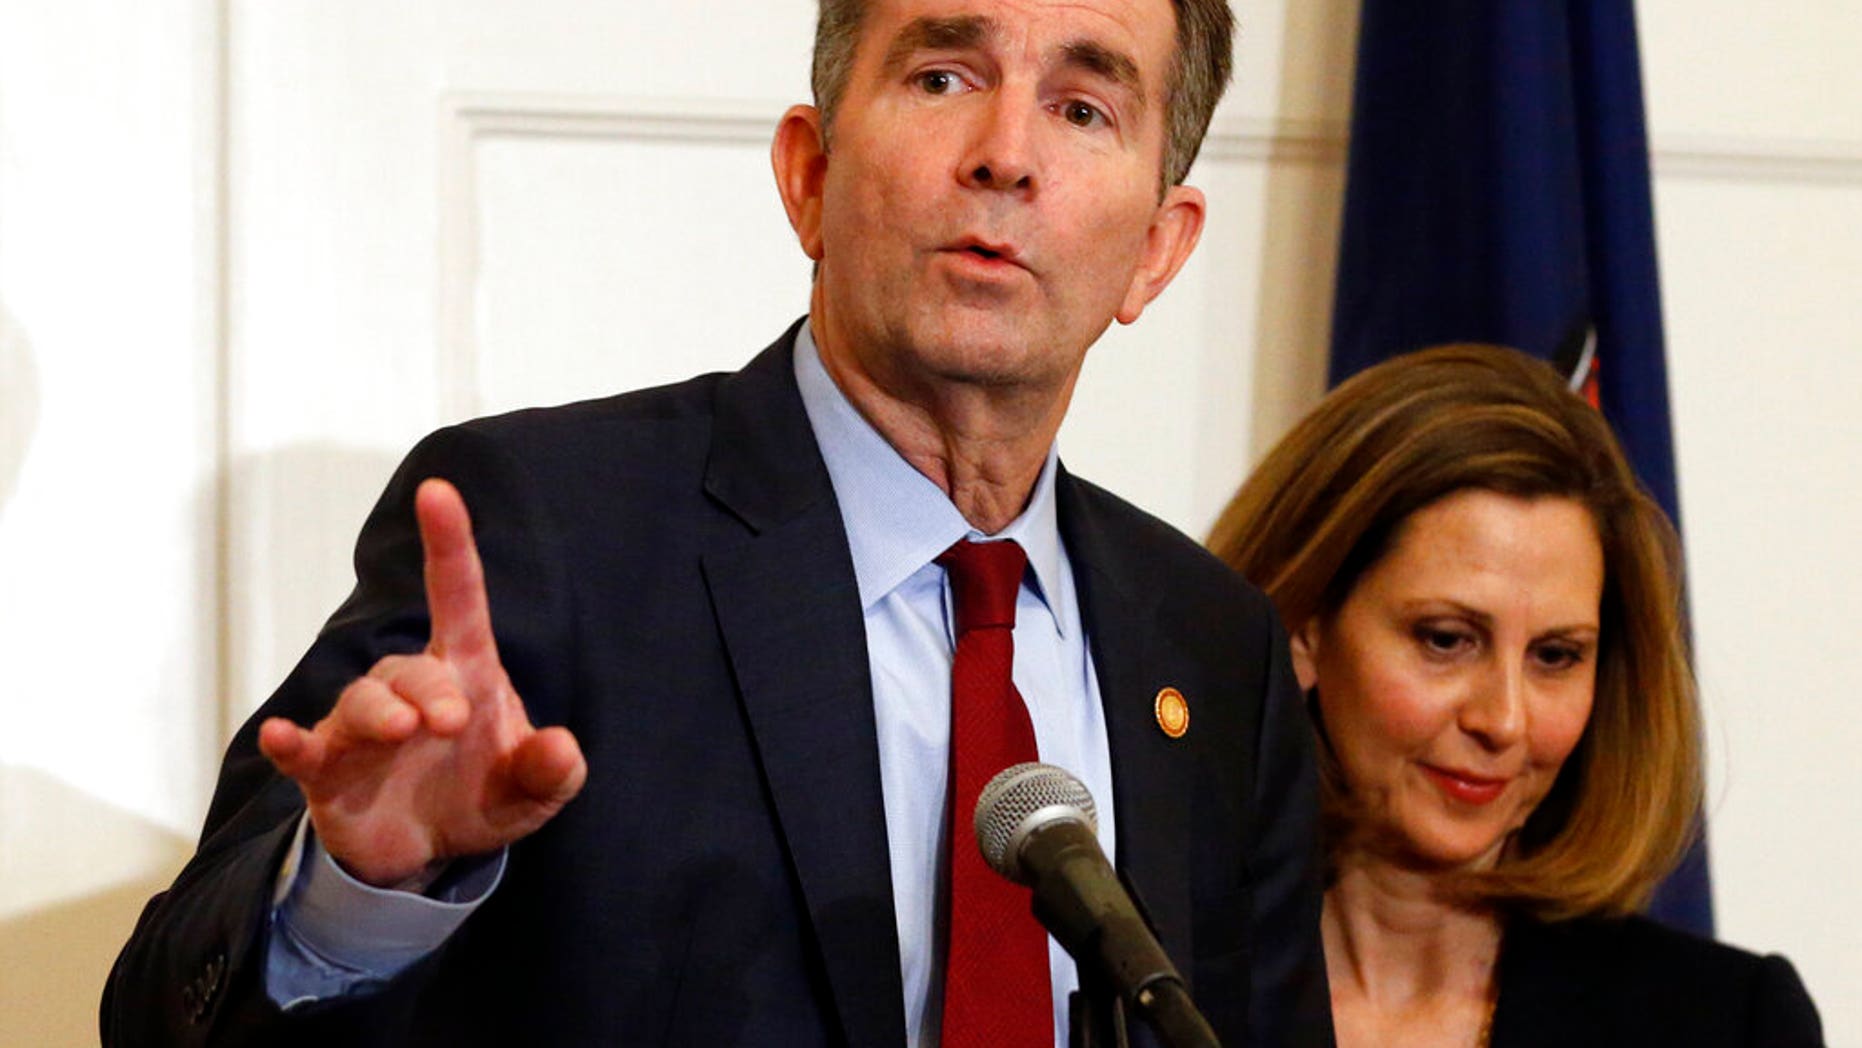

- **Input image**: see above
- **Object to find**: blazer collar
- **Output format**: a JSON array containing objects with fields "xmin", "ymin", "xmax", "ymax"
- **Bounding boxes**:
[
  {"xmin": 1489, "ymin": 917, "xmax": 1607, "ymax": 1046},
  {"xmin": 703, "ymin": 318, "xmax": 836, "ymax": 534},
  {"xmin": 1056, "ymin": 470, "xmax": 1199, "ymax": 982},
  {"xmin": 701, "ymin": 320, "xmax": 908, "ymax": 1046}
]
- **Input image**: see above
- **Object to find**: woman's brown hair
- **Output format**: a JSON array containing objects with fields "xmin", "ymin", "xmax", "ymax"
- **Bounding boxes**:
[{"xmin": 1207, "ymin": 344, "xmax": 1701, "ymax": 919}]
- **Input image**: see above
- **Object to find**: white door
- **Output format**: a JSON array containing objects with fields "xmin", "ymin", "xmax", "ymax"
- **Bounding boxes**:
[{"xmin": 224, "ymin": 0, "xmax": 824, "ymax": 716}]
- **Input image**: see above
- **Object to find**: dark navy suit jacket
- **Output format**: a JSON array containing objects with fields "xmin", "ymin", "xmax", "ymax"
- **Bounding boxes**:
[{"xmin": 103, "ymin": 324, "xmax": 1332, "ymax": 1047}]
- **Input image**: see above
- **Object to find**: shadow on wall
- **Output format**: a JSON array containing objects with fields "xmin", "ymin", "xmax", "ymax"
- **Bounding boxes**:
[
  {"xmin": 0, "ymin": 765, "xmax": 193, "ymax": 1048},
  {"xmin": 1, "ymin": 304, "xmax": 39, "ymax": 516},
  {"xmin": 0, "ymin": 440, "xmax": 403, "ymax": 1047},
  {"xmin": 1246, "ymin": 0, "xmax": 1360, "ymax": 454}
]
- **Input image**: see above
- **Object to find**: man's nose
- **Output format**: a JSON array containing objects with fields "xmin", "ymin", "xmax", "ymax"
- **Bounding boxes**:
[
  {"xmin": 958, "ymin": 91, "xmax": 1037, "ymax": 192},
  {"xmin": 1460, "ymin": 663, "xmax": 1528, "ymax": 751}
]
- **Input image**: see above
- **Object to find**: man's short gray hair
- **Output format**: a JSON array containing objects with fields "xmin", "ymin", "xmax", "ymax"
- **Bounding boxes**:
[{"xmin": 809, "ymin": 0, "xmax": 1234, "ymax": 187}]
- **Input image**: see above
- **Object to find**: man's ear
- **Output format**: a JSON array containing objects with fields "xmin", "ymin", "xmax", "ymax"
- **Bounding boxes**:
[
  {"xmin": 1288, "ymin": 616, "xmax": 1320, "ymax": 693},
  {"xmin": 772, "ymin": 104, "xmax": 829, "ymax": 261},
  {"xmin": 1115, "ymin": 183, "xmax": 1205, "ymax": 325}
]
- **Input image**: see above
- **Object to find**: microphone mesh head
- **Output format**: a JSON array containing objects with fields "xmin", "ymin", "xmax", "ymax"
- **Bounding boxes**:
[{"xmin": 973, "ymin": 762, "xmax": 1098, "ymax": 882}]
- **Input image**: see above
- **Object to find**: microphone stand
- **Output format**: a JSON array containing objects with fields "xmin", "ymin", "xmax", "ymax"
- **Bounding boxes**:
[
  {"xmin": 1061, "ymin": 867, "xmax": 1221, "ymax": 1048},
  {"xmin": 1131, "ymin": 978, "xmax": 1221, "ymax": 1048},
  {"xmin": 1069, "ymin": 966, "xmax": 1221, "ymax": 1048},
  {"xmin": 1069, "ymin": 966, "xmax": 1130, "ymax": 1048}
]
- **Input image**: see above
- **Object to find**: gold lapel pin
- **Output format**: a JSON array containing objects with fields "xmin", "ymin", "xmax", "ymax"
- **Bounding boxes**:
[{"xmin": 1154, "ymin": 687, "xmax": 1189, "ymax": 739}]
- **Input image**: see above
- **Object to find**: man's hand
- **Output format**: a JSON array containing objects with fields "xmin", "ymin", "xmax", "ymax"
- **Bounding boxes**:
[{"xmin": 257, "ymin": 478, "xmax": 588, "ymax": 888}]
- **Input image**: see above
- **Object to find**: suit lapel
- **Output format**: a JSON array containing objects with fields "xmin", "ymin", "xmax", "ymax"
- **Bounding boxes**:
[
  {"xmin": 1489, "ymin": 919, "xmax": 1604, "ymax": 1047},
  {"xmin": 700, "ymin": 328, "xmax": 907, "ymax": 1047},
  {"xmin": 1056, "ymin": 472, "xmax": 1198, "ymax": 976}
]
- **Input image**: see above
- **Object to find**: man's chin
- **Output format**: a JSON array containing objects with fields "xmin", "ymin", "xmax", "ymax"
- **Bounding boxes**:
[{"xmin": 899, "ymin": 322, "xmax": 1063, "ymax": 390}]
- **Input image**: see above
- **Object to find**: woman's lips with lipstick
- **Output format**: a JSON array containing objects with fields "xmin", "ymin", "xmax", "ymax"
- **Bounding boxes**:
[{"xmin": 1421, "ymin": 765, "xmax": 1508, "ymax": 805}]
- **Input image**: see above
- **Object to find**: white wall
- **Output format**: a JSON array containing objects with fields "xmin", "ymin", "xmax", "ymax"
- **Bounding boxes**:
[
  {"xmin": 0, "ymin": 1, "xmax": 1855, "ymax": 1044},
  {"xmin": 0, "ymin": 1, "xmax": 223, "ymax": 1044},
  {"xmin": 1640, "ymin": 4, "xmax": 1862, "ymax": 1034}
]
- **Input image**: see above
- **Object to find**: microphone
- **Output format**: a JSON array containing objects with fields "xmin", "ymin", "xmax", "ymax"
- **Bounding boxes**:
[{"xmin": 974, "ymin": 762, "xmax": 1221, "ymax": 1048}]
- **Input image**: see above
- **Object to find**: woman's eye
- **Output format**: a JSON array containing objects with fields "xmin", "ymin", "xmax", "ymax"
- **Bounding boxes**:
[
  {"xmin": 1415, "ymin": 626, "xmax": 1472, "ymax": 656},
  {"xmin": 1533, "ymin": 643, "xmax": 1587, "ymax": 671}
]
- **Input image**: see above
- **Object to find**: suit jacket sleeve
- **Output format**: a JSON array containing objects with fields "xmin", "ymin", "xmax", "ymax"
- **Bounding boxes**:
[
  {"xmin": 101, "ymin": 423, "xmax": 577, "ymax": 1046},
  {"xmin": 1243, "ymin": 605, "xmax": 1334, "ymax": 1047}
]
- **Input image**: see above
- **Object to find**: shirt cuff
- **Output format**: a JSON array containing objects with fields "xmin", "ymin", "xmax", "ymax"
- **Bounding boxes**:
[{"xmin": 266, "ymin": 813, "xmax": 505, "ymax": 1007}]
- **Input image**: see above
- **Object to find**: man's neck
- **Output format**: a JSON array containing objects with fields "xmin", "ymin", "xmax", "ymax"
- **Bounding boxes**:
[{"xmin": 810, "ymin": 323, "xmax": 1075, "ymax": 536}]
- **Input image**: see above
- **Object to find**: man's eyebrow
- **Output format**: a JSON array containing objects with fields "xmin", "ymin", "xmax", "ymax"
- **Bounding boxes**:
[
  {"xmin": 1061, "ymin": 39, "xmax": 1144, "ymax": 106},
  {"xmin": 880, "ymin": 15, "xmax": 994, "ymax": 76}
]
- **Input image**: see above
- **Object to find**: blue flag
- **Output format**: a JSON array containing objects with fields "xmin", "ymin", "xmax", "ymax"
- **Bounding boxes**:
[{"xmin": 1328, "ymin": 0, "xmax": 1711, "ymax": 935}]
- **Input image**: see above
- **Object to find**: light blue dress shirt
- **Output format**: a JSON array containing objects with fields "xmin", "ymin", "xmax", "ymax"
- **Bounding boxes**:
[
  {"xmin": 793, "ymin": 323, "xmax": 1115, "ymax": 1047},
  {"xmin": 267, "ymin": 321, "xmax": 1116, "ymax": 1048}
]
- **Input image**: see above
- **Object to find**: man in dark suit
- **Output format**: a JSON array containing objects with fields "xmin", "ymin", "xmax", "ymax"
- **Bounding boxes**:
[{"xmin": 104, "ymin": 0, "xmax": 1331, "ymax": 1044}]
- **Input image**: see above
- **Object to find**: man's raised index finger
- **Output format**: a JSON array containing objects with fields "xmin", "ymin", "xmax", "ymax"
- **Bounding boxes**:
[{"xmin": 415, "ymin": 477, "xmax": 498, "ymax": 663}]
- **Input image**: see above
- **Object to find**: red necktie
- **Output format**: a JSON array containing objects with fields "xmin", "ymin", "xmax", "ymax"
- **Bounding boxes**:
[{"xmin": 937, "ymin": 539, "xmax": 1051, "ymax": 1048}]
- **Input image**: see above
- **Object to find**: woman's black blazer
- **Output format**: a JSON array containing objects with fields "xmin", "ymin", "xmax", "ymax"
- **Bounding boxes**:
[{"xmin": 1491, "ymin": 915, "xmax": 1823, "ymax": 1047}]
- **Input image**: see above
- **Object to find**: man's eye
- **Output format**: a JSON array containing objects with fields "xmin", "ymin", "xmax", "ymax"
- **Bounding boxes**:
[
  {"xmin": 916, "ymin": 70, "xmax": 961, "ymax": 95},
  {"xmin": 1061, "ymin": 100, "xmax": 1106, "ymax": 128}
]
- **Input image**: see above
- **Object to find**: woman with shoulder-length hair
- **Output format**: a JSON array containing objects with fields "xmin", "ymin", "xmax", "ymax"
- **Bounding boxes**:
[{"xmin": 1208, "ymin": 344, "xmax": 1821, "ymax": 1047}]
